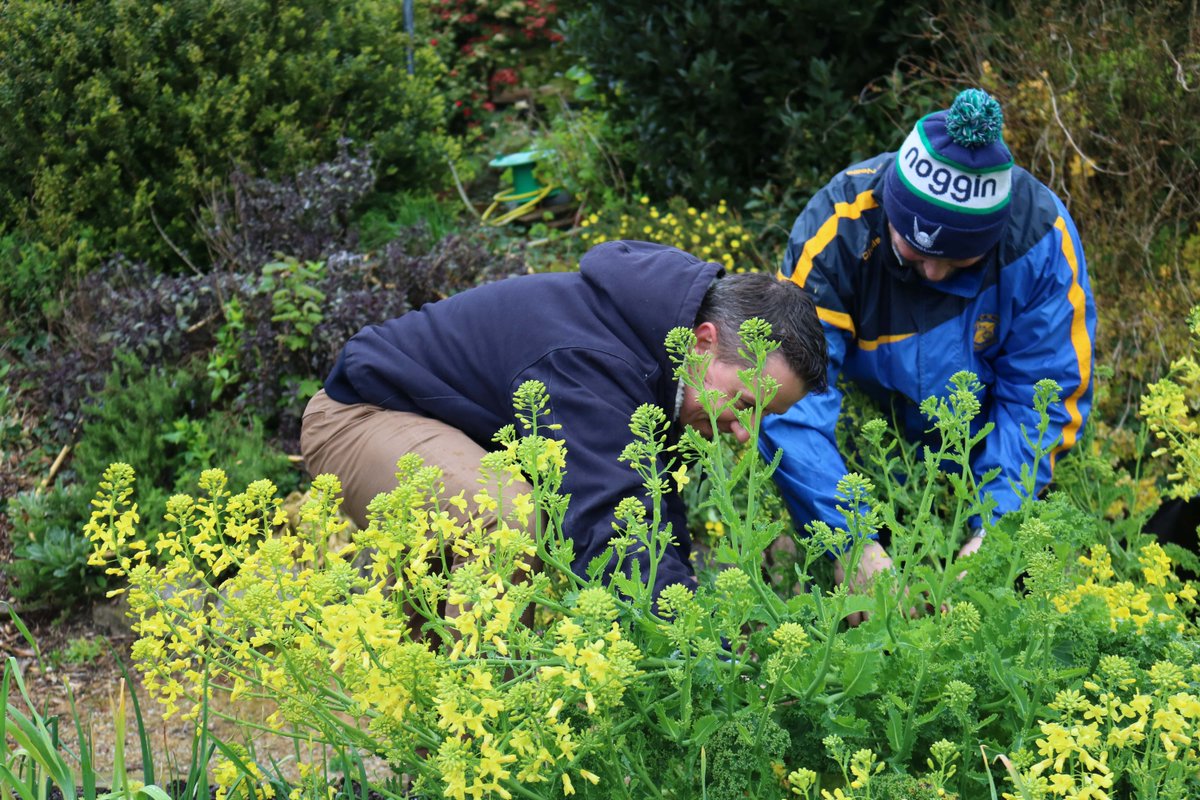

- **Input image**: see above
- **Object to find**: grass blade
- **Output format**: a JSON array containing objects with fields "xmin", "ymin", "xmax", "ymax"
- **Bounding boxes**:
[{"xmin": 111, "ymin": 647, "xmax": 156, "ymax": 787}]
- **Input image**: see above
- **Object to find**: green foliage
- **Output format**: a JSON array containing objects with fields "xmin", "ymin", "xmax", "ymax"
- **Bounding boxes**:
[
  {"xmin": 260, "ymin": 259, "xmax": 327, "ymax": 354},
  {"xmin": 563, "ymin": 0, "xmax": 927, "ymax": 206},
  {"xmin": 0, "ymin": 0, "xmax": 456, "ymax": 266},
  {"xmin": 1, "ymin": 655, "xmax": 177, "ymax": 800},
  {"xmin": 74, "ymin": 355, "xmax": 299, "ymax": 523},
  {"xmin": 357, "ymin": 191, "xmax": 466, "ymax": 251},
  {"xmin": 3, "ymin": 484, "xmax": 104, "ymax": 606},
  {"xmin": 49, "ymin": 637, "xmax": 107, "ymax": 669},
  {"xmin": 0, "ymin": 235, "xmax": 64, "ymax": 325},
  {"xmin": 3, "ymin": 353, "xmax": 299, "ymax": 611},
  {"xmin": 207, "ymin": 297, "xmax": 246, "ymax": 404},
  {"xmin": 530, "ymin": 71, "xmax": 636, "ymax": 213}
]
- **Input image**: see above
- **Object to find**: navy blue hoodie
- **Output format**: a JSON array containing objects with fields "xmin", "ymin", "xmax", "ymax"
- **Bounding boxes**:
[{"xmin": 324, "ymin": 240, "xmax": 721, "ymax": 596}]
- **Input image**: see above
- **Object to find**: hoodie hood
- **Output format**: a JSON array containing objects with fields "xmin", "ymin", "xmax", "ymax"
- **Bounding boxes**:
[{"xmin": 579, "ymin": 240, "xmax": 723, "ymax": 360}]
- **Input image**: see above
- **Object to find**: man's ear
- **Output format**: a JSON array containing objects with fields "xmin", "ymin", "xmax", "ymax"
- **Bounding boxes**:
[{"xmin": 693, "ymin": 321, "xmax": 719, "ymax": 354}]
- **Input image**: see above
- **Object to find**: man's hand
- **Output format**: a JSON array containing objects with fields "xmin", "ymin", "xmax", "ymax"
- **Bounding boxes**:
[
  {"xmin": 832, "ymin": 539, "xmax": 893, "ymax": 627},
  {"xmin": 955, "ymin": 529, "xmax": 985, "ymax": 580},
  {"xmin": 956, "ymin": 533, "xmax": 984, "ymax": 559}
]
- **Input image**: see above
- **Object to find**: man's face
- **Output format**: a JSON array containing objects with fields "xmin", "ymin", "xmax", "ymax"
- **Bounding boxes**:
[
  {"xmin": 678, "ymin": 345, "xmax": 806, "ymax": 444},
  {"xmin": 888, "ymin": 224, "xmax": 985, "ymax": 282}
]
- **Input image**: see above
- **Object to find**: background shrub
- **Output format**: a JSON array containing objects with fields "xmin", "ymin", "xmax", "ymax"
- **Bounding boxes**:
[
  {"xmin": 227, "ymin": 232, "xmax": 527, "ymax": 448},
  {"xmin": 3, "ymin": 483, "xmax": 101, "ymax": 608},
  {"xmin": 425, "ymin": 0, "xmax": 569, "ymax": 138},
  {"xmin": 0, "ymin": 0, "xmax": 455, "ymax": 277},
  {"xmin": 3, "ymin": 353, "xmax": 299, "ymax": 610},
  {"xmin": 562, "ymin": 0, "xmax": 929, "ymax": 208}
]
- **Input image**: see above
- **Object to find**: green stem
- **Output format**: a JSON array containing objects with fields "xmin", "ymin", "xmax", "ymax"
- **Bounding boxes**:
[
  {"xmin": 802, "ymin": 610, "xmax": 839, "ymax": 701},
  {"xmin": 898, "ymin": 656, "xmax": 930, "ymax": 762}
]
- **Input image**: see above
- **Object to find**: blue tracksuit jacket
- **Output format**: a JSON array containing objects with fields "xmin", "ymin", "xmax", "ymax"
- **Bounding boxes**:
[
  {"xmin": 323, "ymin": 240, "xmax": 720, "ymax": 597},
  {"xmin": 762, "ymin": 152, "xmax": 1096, "ymax": 534}
]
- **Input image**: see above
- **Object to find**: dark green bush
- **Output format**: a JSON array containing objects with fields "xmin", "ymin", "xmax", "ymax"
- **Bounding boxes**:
[
  {"xmin": 562, "ymin": 0, "xmax": 929, "ymax": 207},
  {"xmin": 3, "ymin": 484, "xmax": 103, "ymax": 608},
  {"xmin": 0, "ymin": 234, "xmax": 66, "ymax": 325},
  {"xmin": 3, "ymin": 353, "xmax": 301, "ymax": 610},
  {"xmin": 0, "ymin": 0, "xmax": 456, "ymax": 275},
  {"xmin": 71, "ymin": 354, "xmax": 300, "ymax": 524}
]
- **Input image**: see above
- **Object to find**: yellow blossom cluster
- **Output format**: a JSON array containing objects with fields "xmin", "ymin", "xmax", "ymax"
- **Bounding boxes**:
[
  {"xmin": 579, "ymin": 195, "xmax": 761, "ymax": 273},
  {"xmin": 213, "ymin": 747, "xmax": 275, "ymax": 800},
  {"xmin": 84, "ymin": 420, "xmax": 630, "ymax": 800},
  {"xmin": 1139, "ymin": 306, "xmax": 1200, "ymax": 499},
  {"xmin": 1005, "ymin": 655, "xmax": 1200, "ymax": 799},
  {"xmin": 1052, "ymin": 542, "xmax": 1198, "ymax": 633}
]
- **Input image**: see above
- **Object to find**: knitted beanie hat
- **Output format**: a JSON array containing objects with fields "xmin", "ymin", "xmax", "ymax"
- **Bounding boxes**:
[{"xmin": 882, "ymin": 88, "xmax": 1014, "ymax": 260}]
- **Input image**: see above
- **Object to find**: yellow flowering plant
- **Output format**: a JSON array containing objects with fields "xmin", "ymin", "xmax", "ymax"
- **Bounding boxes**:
[
  {"xmin": 1141, "ymin": 306, "xmax": 1200, "ymax": 502},
  {"xmin": 82, "ymin": 318, "xmax": 1200, "ymax": 800},
  {"xmin": 578, "ymin": 195, "xmax": 765, "ymax": 274}
]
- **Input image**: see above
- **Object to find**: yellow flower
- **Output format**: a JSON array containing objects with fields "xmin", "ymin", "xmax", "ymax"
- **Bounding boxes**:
[
  {"xmin": 1048, "ymin": 772, "xmax": 1074, "ymax": 794},
  {"xmin": 671, "ymin": 464, "xmax": 690, "ymax": 491}
]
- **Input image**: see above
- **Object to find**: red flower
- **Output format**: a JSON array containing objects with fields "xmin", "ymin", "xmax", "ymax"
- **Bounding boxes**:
[
  {"xmin": 491, "ymin": 67, "xmax": 519, "ymax": 86},
  {"xmin": 483, "ymin": 101, "xmax": 496, "ymax": 112},
  {"xmin": 429, "ymin": 38, "xmax": 439, "ymax": 46}
]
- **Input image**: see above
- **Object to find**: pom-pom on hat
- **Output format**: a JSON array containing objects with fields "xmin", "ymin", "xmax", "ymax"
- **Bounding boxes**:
[{"xmin": 882, "ymin": 88, "xmax": 1014, "ymax": 260}]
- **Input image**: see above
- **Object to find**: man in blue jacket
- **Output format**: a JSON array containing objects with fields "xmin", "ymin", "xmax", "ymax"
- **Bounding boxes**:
[
  {"xmin": 302, "ymin": 239, "xmax": 828, "ymax": 598},
  {"xmin": 764, "ymin": 89, "xmax": 1097, "ymax": 601}
]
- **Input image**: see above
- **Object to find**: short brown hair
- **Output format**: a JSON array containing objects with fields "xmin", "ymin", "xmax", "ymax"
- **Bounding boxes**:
[{"xmin": 695, "ymin": 272, "xmax": 828, "ymax": 393}]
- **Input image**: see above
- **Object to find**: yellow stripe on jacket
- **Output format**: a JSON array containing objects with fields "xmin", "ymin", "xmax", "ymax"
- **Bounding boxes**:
[
  {"xmin": 782, "ymin": 190, "xmax": 879, "ymax": 288},
  {"xmin": 1051, "ymin": 215, "xmax": 1093, "ymax": 467}
]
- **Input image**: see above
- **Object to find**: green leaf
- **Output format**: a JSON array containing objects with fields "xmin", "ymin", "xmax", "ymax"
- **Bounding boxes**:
[
  {"xmin": 655, "ymin": 707, "xmax": 683, "ymax": 741},
  {"xmin": 885, "ymin": 702, "xmax": 906, "ymax": 754},
  {"xmin": 838, "ymin": 647, "xmax": 882, "ymax": 698},
  {"xmin": 687, "ymin": 714, "xmax": 721, "ymax": 746},
  {"xmin": 823, "ymin": 712, "xmax": 870, "ymax": 737}
]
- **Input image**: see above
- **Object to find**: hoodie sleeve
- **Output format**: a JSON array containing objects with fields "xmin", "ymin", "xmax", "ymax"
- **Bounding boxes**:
[{"xmin": 520, "ymin": 348, "xmax": 695, "ymax": 599}]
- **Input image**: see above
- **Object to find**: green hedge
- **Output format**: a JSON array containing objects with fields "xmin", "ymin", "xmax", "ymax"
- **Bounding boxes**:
[
  {"xmin": 0, "ymin": 0, "xmax": 456, "ymax": 270},
  {"xmin": 563, "ymin": 0, "xmax": 929, "ymax": 207}
]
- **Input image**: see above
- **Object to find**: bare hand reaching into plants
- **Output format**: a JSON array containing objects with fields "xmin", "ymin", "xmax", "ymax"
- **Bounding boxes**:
[{"xmin": 832, "ymin": 539, "xmax": 895, "ymax": 627}]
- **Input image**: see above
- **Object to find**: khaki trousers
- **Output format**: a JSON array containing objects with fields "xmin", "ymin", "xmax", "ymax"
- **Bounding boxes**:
[
  {"xmin": 301, "ymin": 390, "xmax": 539, "ymax": 638},
  {"xmin": 300, "ymin": 389, "xmax": 532, "ymax": 531}
]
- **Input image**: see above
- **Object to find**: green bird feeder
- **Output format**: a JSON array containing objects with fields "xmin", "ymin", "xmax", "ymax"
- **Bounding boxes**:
[
  {"xmin": 482, "ymin": 149, "xmax": 560, "ymax": 225},
  {"xmin": 488, "ymin": 149, "xmax": 552, "ymax": 198}
]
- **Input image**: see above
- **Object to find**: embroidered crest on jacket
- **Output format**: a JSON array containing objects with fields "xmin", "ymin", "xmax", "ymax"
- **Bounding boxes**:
[{"xmin": 974, "ymin": 314, "xmax": 999, "ymax": 350}]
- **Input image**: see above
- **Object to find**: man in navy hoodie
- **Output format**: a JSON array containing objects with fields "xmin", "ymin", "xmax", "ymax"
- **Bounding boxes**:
[{"xmin": 301, "ymin": 239, "xmax": 827, "ymax": 597}]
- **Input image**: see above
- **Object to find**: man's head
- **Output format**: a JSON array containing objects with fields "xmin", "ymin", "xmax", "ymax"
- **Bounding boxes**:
[
  {"xmin": 679, "ymin": 272, "xmax": 827, "ymax": 442},
  {"xmin": 882, "ymin": 88, "xmax": 1013, "ymax": 267}
]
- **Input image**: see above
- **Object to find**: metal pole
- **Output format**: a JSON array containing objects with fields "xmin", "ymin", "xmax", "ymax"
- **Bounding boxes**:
[{"xmin": 404, "ymin": 0, "xmax": 415, "ymax": 76}]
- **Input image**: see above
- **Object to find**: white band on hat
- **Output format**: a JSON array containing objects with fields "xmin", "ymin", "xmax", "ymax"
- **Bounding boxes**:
[{"xmin": 895, "ymin": 125, "xmax": 1011, "ymax": 215}]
